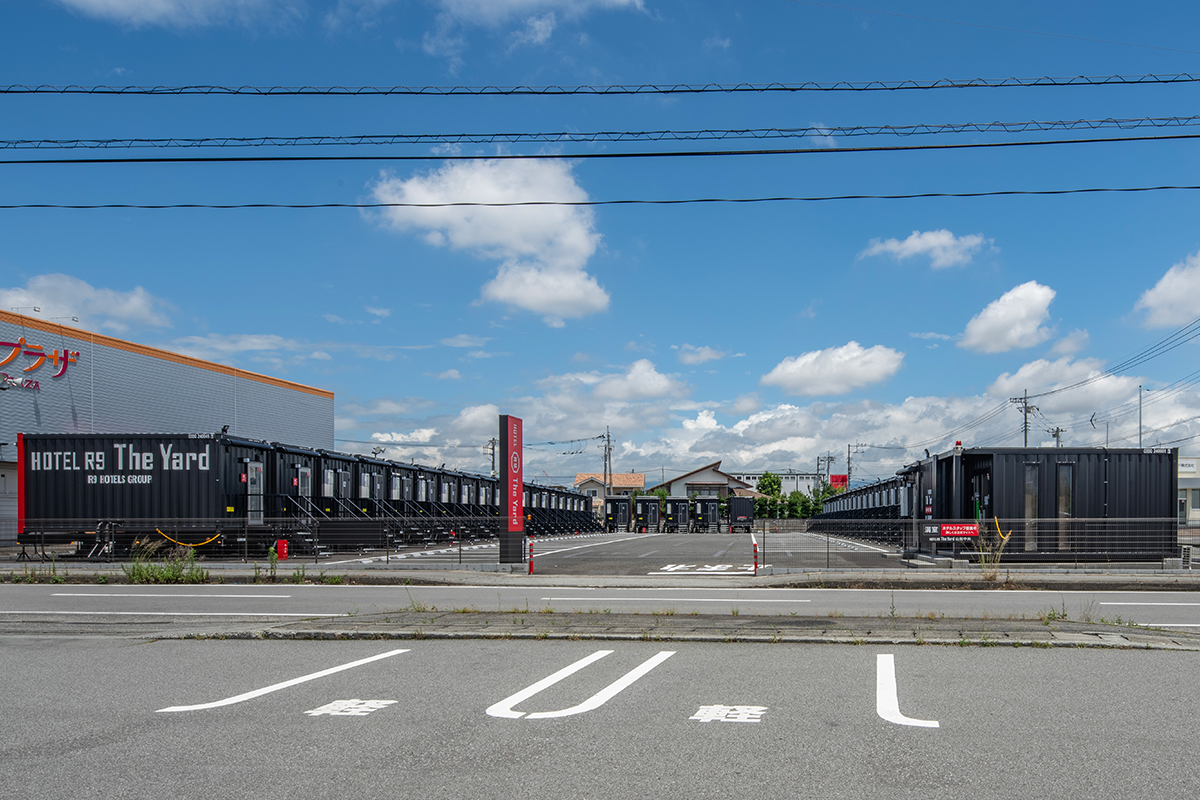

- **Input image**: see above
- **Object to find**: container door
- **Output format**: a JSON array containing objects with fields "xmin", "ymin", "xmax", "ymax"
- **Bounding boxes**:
[
  {"xmin": 247, "ymin": 462, "xmax": 264, "ymax": 525},
  {"xmin": 297, "ymin": 467, "xmax": 312, "ymax": 498},
  {"xmin": 337, "ymin": 470, "xmax": 352, "ymax": 499}
]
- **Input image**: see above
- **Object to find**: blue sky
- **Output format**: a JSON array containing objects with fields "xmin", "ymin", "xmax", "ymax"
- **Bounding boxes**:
[{"xmin": 3, "ymin": 0, "xmax": 1200, "ymax": 487}]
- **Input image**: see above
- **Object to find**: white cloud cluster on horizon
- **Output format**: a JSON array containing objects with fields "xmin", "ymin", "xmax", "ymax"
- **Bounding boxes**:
[
  {"xmin": 0, "ymin": 274, "xmax": 173, "ymax": 332},
  {"xmin": 860, "ymin": 229, "xmax": 992, "ymax": 269},
  {"xmin": 959, "ymin": 281, "xmax": 1056, "ymax": 353},
  {"xmin": 1136, "ymin": 250, "xmax": 1200, "ymax": 328},
  {"xmin": 760, "ymin": 341, "xmax": 904, "ymax": 396},
  {"xmin": 55, "ymin": 0, "xmax": 302, "ymax": 27},
  {"xmin": 370, "ymin": 160, "xmax": 609, "ymax": 327},
  {"xmin": 673, "ymin": 343, "xmax": 725, "ymax": 365}
]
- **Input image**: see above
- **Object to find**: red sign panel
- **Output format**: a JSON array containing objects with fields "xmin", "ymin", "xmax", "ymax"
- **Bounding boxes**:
[
  {"xmin": 501, "ymin": 415, "xmax": 523, "ymax": 533},
  {"xmin": 940, "ymin": 523, "xmax": 979, "ymax": 537},
  {"xmin": 829, "ymin": 474, "xmax": 848, "ymax": 489}
]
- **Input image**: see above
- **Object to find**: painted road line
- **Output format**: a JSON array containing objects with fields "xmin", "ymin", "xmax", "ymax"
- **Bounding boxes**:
[
  {"xmin": 525, "ymin": 651, "xmax": 675, "ymax": 719},
  {"xmin": 876, "ymin": 654, "xmax": 939, "ymax": 728},
  {"xmin": 541, "ymin": 597, "xmax": 809, "ymax": 603},
  {"xmin": 53, "ymin": 593, "xmax": 293, "ymax": 598},
  {"xmin": 486, "ymin": 650, "xmax": 675, "ymax": 720},
  {"xmin": 0, "ymin": 611, "xmax": 345, "ymax": 617},
  {"xmin": 532, "ymin": 534, "xmax": 661, "ymax": 559},
  {"xmin": 157, "ymin": 649, "xmax": 409, "ymax": 713},
  {"xmin": 1100, "ymin": 602, "xmax": 1200, "ymax": 606},
  {"xmin": 487, "ymin": 651, "xmax": 612, "ymax": 719}
]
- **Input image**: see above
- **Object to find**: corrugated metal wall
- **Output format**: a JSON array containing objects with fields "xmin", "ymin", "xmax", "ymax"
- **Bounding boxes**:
[{"xmin": 0, "ymin": 317, "xmax": 333, "ymax": 450}]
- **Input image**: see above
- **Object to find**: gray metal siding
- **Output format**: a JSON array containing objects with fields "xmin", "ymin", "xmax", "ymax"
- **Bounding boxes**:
[{"xmin": 0, "ymin": 319, "xmax": 332, "ymax": 449}]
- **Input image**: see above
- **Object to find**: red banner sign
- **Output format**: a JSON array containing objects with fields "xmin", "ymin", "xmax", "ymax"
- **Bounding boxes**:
[
  {"xmin": 501, "ymin": 415, "xmax": 523, "ymax": 533},
  {"xmin": 939, "ymin": 523, "xmax": 979, "ymax": 537}
]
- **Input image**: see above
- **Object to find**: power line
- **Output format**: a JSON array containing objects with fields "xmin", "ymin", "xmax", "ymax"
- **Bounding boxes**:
[
  {"xmin": 3, "ymin": 132, "xmax": 1196, "ymax": 167},
  {"xmin": 8, "ymin": 115, "xmax": 1200, "ymax": 150},
  {"xmin": 2, "ymin": 73, "xmax": 1198, "ymax": 96},
  {"xmin": 7, "ymin": 183, "xmax": 1200, "ymax": 210}
]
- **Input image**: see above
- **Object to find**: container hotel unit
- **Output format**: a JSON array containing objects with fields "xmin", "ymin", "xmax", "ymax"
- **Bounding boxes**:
[{"xmin": 0, "ymin": 310, "xmax": 333, "ymax": 542}]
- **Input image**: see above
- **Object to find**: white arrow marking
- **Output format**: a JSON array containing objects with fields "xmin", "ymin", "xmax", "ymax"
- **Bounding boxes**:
[
  {"xmin": 157, "ymin": 649, "xmax": 409, "ymax": 713},
  {"xmin": 486, "ymin": 650, "xmax": 674, "ymax": 719},
  {"xmin": 876, "ymin": 654, "xmax": 939, "ymax": 728}
]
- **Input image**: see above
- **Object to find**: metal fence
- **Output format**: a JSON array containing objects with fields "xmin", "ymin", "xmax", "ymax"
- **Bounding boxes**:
[{"xmin": 756, "ymin": 518, "xmax": 1193, "ymax": 570}]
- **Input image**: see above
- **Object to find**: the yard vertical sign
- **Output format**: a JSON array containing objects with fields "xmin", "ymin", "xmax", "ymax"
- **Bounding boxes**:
[{"xmin": 499, "ymin": 414, "xmax": 524, "ymax": 563}]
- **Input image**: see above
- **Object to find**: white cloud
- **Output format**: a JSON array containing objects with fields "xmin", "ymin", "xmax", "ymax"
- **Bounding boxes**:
[
  {"xmin": 673, "ymin": 343, "xmax": 725, "ymax": 365},
  {"xmin": 435, "ymin": 0, "xmax": 643, "ymax": 25},
  {"xmin": 371, "ymin": 159, "xmax": 608, "ymax": 326},
  {"xmin": 373, "ymin": 428, "xmax": 439, "ymax": 443},
  {"xmin": 510, "ymin": 12, "xmax": 556, "ymax": 48},
  {"xmin": 324, "ymin": 0, "xmax": 392, "ymax": 30},
  {"xmin": 703, "ymin": 36, "xmax": 730, "ymax": 50},
  {"xmin": 54, "ymin": 0, "xmax": 302, "ymax": 27},
  {"xmin": 437, "ymin": 368, "xmax": 462, "ymax": 379},
  {"xmin": 442, "ymin": 334, "xmax": 489, "ymax": 348},
  {"xmin": 910, "ymin": 331, "xmax": 952, "ymax": 341},
  {"xmin": 989, "ymin": 357, "xmax": 1139, "ymax": 416},
  {"xmin": 959, "ymin": 281, "xmax": 1056, "ymax": 353},
  {"xmin": 1051, "ymin": 329, "xmax": 1089, "ymax": 356},
  {"xmin": 166, "ymin": 333, "xmax": 399, "ymax": 366},
  {"xmin": 1135, "ymin": 251, "xmax": 1200, "ymax": 328},
  {"xmin": 860, "ymin": 229, "xmax": 992, "ymax": 269},
  {"xmin": 593, "ymin": 359, "xmax": 686, "ymax": 400},
  {"xmin": 365, "ymin": 306, "xmax": 390, "ymax": 318},
  {"xmin": 0, "ymin": 274, "xmax": 172, "ymax": 333},
  {"xmin": 760, "ymin": 341, "xmax": 904, "ymax": 396},
  {"xmin": 451, "ymin": 403, "xmax": 501, "ymax": 436}
]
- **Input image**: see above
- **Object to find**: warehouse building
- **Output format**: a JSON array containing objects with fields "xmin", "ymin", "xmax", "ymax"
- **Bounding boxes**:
[{"xmin": 0, "ymin": 310, "xmax": 333, "ymax": 542}]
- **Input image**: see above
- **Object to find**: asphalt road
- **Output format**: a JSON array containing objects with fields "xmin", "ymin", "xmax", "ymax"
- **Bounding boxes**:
[
  {"xmin": 1, "ymin": 637, "xmax": 1195, "ymax": 799},
  {"xmin": 5, "ymin": 583, "xmax": 1200, "ymax": 629}
]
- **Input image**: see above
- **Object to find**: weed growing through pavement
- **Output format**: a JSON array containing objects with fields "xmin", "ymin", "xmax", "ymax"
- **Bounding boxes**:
[
  {"xmin": 973, "ymin": 518, "xmax": 1013, "ymax": 581},
  {"xmin": 122, "ymin": 541, "xmax": 208, "ymax": 584},
  {"xmin": 289, "ymin": 563, "xmax": 307, "ymax": 584}
]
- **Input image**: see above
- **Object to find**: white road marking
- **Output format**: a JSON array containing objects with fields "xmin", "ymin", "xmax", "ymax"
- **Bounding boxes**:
[
  {"xmin": 157, "ymin": 649, "xmax": 409, "ymax": 713},
  {"xmin": 1100, "ymin": 602, "xmax": 1200, "ymax": 606},
  {"xmin": 541, "ymin": 597, "xmax": 809, "ymax": 603},
  {"xmin": 52, "ymin": 593, "xmax": 293, "ymax": 598},
  {"xmin": 486, "ymin": 650, "xmax": 674, "ymax": 720},
  {"xmin": 487, "ymin": 651, "xmax": 612, "ymax": 719},
  {"xmin": 876, "ymin": 654, "xmax": 939, "ymax": 728},
  {"xmin": 532, "ymin": 534, "xmax": 661, "ymax": 559},
  {"xmin": 0, "ymin": 611, "xmax": 344, "ymax": 617}
]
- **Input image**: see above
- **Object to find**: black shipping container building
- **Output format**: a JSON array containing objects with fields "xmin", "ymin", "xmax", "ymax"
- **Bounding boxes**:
[
  {"xmin": 17, "ymin": 432, "xmax": 593, "ymax": 555},
  {"xmin": 662, "ymin": 497, "xmax": 690, "ymax": 532},
  {"xmin": 605, "ymin": 496, "xmax": 631, "ymax": 532},
  {"xmin": 819, "ymin": 445, "xmax": 1179, "ymax": 561},
  {"xmin": 692, "ymin": 498, "xmax": 720, "ymax": 532},
  {"xmin": 728, "ymin": 496, "xmax": 754, "ymax": 532},
  {"xmin": 634, "ymin": 496, "xmax": 659, "ymax": 532}
]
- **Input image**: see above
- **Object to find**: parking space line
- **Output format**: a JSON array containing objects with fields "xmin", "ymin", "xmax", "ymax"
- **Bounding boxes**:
[
  {"xmin": 486, "ymin": 649, "xmax": 675, "ymax": 720},
  {"xmin": 1100, "ymin": 602, "xmax": 1200, "ymax": 606},
  {"xmin": 0, "ymin": 611, "xmax": 343, "ymax": 617},
  {"xmin": 156, "ymin": 649, "xmax": 410, "ymax": 713},
  {"xmin": 541, "ymin": 597, "xmax": 809, "ymax": 603},
  {"xmin": 53, "ymin": 593, "xmax": 293, "ymax": 598},
  {"xmin": 876, "ymin": 654, "xmax": 939, "ymax": 728}
]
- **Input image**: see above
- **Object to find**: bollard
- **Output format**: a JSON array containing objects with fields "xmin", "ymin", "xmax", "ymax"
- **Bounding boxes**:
[
  {"xmin": 528, "ymin": 537, "xmax": 534, "ymax": 575},
  {"xmin": 753, "ymin": 541, "xmax": 758, "ymax": 576}
]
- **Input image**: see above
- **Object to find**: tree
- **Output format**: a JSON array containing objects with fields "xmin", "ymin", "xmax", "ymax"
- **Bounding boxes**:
[{"xmin": 756, "ymin": 471, "xmax": 781, "ymax": 497}]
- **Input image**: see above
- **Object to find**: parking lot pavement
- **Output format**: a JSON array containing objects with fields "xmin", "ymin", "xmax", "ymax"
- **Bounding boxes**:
[{"xmin": 4, "ymin": 637, "xmax": 1200, "ymax": 799}]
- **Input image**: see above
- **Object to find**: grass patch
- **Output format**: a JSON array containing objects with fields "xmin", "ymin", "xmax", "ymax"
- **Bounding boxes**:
[{"xmin": 122, "ymin": 542, "xmax": 209, "ymax": 584}]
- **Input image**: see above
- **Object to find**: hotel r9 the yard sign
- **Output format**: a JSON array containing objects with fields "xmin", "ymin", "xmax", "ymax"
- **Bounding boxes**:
[{"xmin": 499, "ymin": 414, "xmax": 524, "ymax": 563}]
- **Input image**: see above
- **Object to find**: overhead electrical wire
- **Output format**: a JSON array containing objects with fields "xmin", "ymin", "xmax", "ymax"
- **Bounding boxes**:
[
  {"xmin": 7, "ymin": 183, "xmax": 1200, "ymax": 210},
  {"xmin": 1, "ymin": 131, "xmax": 1195, "ymax": 167},
  {"xmin": 2, "ymin": 73, "xmax": 1198, "ymax": 96},
  {"xmin": 1023, "ymin": 315, "xmax": 1200, "ymax": 401},
  {"xmin": 7, "ymin": 115, "xmax": 1200, "ymax": 150}
]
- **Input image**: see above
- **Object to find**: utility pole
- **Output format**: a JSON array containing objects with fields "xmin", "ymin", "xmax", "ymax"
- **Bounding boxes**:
[
  {"xmin": 603, "ymin": 426, "xmax": 612, "ymax": 496},
  {"xmin": 816, "ymin": 453, "xmax": 835, "ymax": 484},
  {"xmin": 847, "ymin": 442, "xmax": 868, "ymax": 484},
  {"xmin": 1047, "ymin": 426, "xmax": 1064, "ymax": 447},
  {"xmin": 1010, "ymin": 390, "xmax": 1038, "ymax": 447},
  {"xmin": 486, "ymin": 438, "xmax": 498, "ymax": 475}
]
